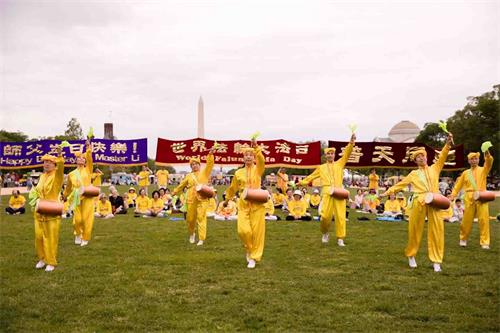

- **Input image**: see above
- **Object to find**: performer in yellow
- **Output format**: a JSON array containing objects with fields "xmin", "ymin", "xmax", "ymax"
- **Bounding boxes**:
[
  {"xmin": 381, "ymin": 133, "xmax": 453, "ymax": 272},
  {"xmin": 277, "ymin": 168, "xmax": 289, "ymax": 194},
  {"xmin": 368, "ymin": 168, "xmax": 379, "ymax": 192},
  {"xmin": 299, "ymin": 134, "xmax": 356, "ymax": 246},
  {"xmin": 451, "ymin": 149, "xmax": 493, "ymax": 249},
  {"xmin": 91, "ymin": 167, "xmax": 104, "ymax": 187},
  {"xmin": 156, "ymin": 168, "xmax": 169, "ymax": 188},
  {"xmin": 172, "ymin": 147, "xmax": 215, "ymax": 246},
  {"xmin": 225, "ymin": 139, "xmax": 265, "ymax": 268},
  {"xmin": 138, "ymin": 166, "xmax": 152, "ymax": 192},
  {"xmin": 64, "ymin": 140, "xmax": 94, "ymax": 247},
  {"xmin": 31, "ymin": 146, "xmax": 64, "ymax": 272}
]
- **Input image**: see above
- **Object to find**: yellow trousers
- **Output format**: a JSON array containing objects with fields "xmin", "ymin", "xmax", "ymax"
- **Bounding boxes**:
[
  {"xmin": 237, "ymin": 202, "xmax": 266, "ymax": 261},
  {"xmin": 73, "ymin": 197, "xmax": 95, "ymax": 241},
  {"xmin": 319, "ymin": 195, "xmax": 347, "ymax": 239},
  {"xmin": 460, "ymin": 199, "xmax": 490, "ymax": 246},
  {"xmin": 34, "ymin": 215, "xmax": 61, "ymax": 266},
  {"xmin": 186, "ymin": 199, "xmax": 208, "ymax": 241},
  {"xmin": 406, "ymin": 201, "xmax": 444, "ymax": 263}
]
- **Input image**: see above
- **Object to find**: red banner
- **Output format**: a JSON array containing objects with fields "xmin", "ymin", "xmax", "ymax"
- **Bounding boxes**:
[
  {"xmin": 156, "ymin": 138, "xmax": 321, "ymax": 168},
  {"xmin": 328, "ymin": 141, "xmax": 464, "ymax": 170}
]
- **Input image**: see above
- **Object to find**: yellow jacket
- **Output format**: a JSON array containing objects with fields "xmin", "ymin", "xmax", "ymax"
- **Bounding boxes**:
[
  {"xmin": 172, "ymin": 153, "xmax": 215, "ymax": 203},
  {"xmin": 264, "ymin": 199, "xmax": 275, "ymax": 215},
  {"xmin": 226, "ymin": 147, "xmax": 265, "ymax": 207},
  {"xmin": 288, "ymin": 199, "xmax": 308, "ymax": 217},
  {"xmin": 310, "ymin": 194, "xmax": 321, "ymax": 206},
  {"xmin": 35, "ymin": 156, "xmax": 65, "ymax": 221},
  {"xmin": 451, "ymin": 152, "xmax": 493, "ymax": 203},
  {"xmin": 9, "ymin": 195, "xmax": 26, "ymax": 209},
  {"xmin": 97, "ymin": 200, "xmax": 112, "ymax": 215},
  {"xmin": 277, "ymin": 172, "xmax": 288, "ymax": 190},
  {"xmin": 216, "ymin": 200, "xmax": 237, "ymax": 216},
  {"xmin": 386, "ymin": 143, "xmax": 451, "ymax": 205},
  {"xmin": 91, "ymin": 172, "xmax": 102, "ymax": 186},
  {"xmin": 156, "ymin": 170, "xmax": 169, "ymax": 186},
  {"xmin": 369, "ymin": 173, "xmax": 379, "ymax": 189},
  {"xmin": 384, "ymin": 199, "xmax": 401, "ymax": 213},
  {"xmin": 136, "ymin": 196, "xmax": 151, "ymax": 211},
  {"xmin": 272, "ymin": 192, "xmax": 286, "ymax": 206},
  {"xmin": 299, "ymin": 142, "xmax": 353, "ymax": 195},
  {"xmin": 138, "ymin": 170, "xmax": 151, "ymax": 187},
  {"xmin": 151, "ymin": 198, "xmax": 165, "ymax": 212}
]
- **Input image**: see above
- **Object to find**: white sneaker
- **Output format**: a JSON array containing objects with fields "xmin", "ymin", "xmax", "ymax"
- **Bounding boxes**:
[
  {"xmin": 74, "ymin": 236, "xmax": 82, "ymax": 245},
  {"xmin": 197, "ymin": 240, "xmax": 204, "ymax": 246},
  {"xmin": 481, "ymin": 245, "xmax": 490, "ymax": 250},
  {"xmin": 433, "ymin": 263, "xmax": 442, "ymax": 272},
  {"xmin": 80, "ymin": 240, "xmax": 88, "ymax": 247},
  {"xmin": 459, "ymin": 240, "xmax": 467, "ymax": 247},
  {"xmin": 189, "ymin": 234, "xmax": 196, "ymax": 244},
  {"xmin": 337, "ymin": 239, "xmax": 345, "ymax": 247},
  {"xmin": 45, "ymin": 265, "xmax": 55, "ymax": 272},
  {"xmin": 247, "ymin": 259, "xmax": 256, "ymax": 269},
  {"xmin": 408, "ymin": 256, "xmax": 417, "ymax": 268},
  {"xmin": 35, "ymin": 260, "xmax": 46, "ymax": 269},
  {"xmin": 321, "ymin": 233, "xmax": 330, "ymax": 244}
]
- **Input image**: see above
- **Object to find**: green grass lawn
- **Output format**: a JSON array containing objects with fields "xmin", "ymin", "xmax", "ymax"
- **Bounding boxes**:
[{"xmin": 1, "ymin": 187, "xmax": 499, "ymax": 332}]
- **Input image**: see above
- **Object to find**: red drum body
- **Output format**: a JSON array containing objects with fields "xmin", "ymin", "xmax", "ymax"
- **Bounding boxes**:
[
  {"xmin": 82, "ymin": 185, "xmax": 100, "ymax": 198},
  {"xmin": 36, "ymin": 200, "xmax": 64, "ymax": 216},
  {"xmin": 196, "ymin": 185, "xmax": 215, "ymax": 199},
  {"xmin": 473, "ymin": 191, "xmax": 495, "ymax": 203},
  {"xmin": 330, "ymin": 187, "xmax": 349, "ymax": 200},
  {"xmin": 242, "ymin": 189, "xmax": 269, "ymax": 204},
  {"xmin": 424, "ymin": 193, "xmax": 451, "ymax": 210}
]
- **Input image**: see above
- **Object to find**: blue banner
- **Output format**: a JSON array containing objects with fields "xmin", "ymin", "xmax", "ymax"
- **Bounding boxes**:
[{"xmin": 0, "ymin": 138, "xmax": 148, "ymax": 169}]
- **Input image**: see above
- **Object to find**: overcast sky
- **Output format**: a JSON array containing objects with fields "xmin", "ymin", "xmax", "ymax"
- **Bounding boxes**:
[{"xmin": 1, "ymin": 0, "xmax": 498, "ymax": 157}]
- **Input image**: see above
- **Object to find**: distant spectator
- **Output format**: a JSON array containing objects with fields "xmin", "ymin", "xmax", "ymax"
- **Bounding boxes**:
[
  {"xmin": 109, "ymin": 188, "xmax": 127, "ymax": 215},
  {"xmin": 6, "ymin": 189, "xmax": 26, "ymax": 215},
  {"xmin": 94, "ymin": 194, "xmax": 114, "ymax": 219}
]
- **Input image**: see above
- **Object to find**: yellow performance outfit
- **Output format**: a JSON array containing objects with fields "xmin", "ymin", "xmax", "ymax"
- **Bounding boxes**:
[
  {"xmin": 64, "ymin": 148, "xmax": 95, "ymax": 242},
  {"xmin": 385, "ymin": 143, "xmax": 450, "ymax": 264},
  {"xmin": 369, "ymin": 173, "xmax": 379, "ymax": 190},
  {"xmin": 156, "ymin": 169, "xmax": 169, "ymax": 187},
  {"xmin": 277, "ymin": 171, "xmax": 289, "ymax": 194},
  {"xmin": 138, "ymin": 170, "xmax": 151, "ymax": 188},
  {"xmin": 451, "ymin": 152, "xmax": 493, "ymax": 247},
  {"xmin": 173, "ymin": 153, "xmax": 215, "ymax": 241},
  {"xmin": 91, "ymin": 172, "xmax": 102, "ymax": 186},
  {"xmin": 226, "ymin": 147, "xmax": 266, "ymax": 262},
  {"xmin": 151, "ymin": 198, "xmax": 165, "ymax": 215},
  {"xmin": 136, "ymin": 196, "xmax": 152, "ymax": 214},
  {"xmin": 299, "ymin": 143, "xmax": 353, "ymax": 239},
  {"xmin": 33, "ymin": 156, "xmax": 65, "ymax": 266},
  {"xmin": 207, "ymin": 198, "xmax": 217, "ymax": 215}
]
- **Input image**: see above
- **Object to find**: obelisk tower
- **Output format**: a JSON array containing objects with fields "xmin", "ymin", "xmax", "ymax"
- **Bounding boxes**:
[{"xmin": 197, "ymin": 96, "xmax": 205, "ymax": 138}]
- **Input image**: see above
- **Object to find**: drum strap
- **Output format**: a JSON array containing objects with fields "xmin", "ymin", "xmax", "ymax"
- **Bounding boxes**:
[
  {"xmin": 28, "ymin": 187, "xmax": 40, "ymax": 209},
  {"xmin": 466, "ymin": 169, "xmax": 478, "ymax": 191},
  {"xmin": 416, "ymin": 169, "xmax": 430, "ymax": 192}
]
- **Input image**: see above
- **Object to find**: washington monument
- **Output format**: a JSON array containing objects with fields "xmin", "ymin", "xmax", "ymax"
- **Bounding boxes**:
[{"xmin": 197, "ymin": 96, "xmax": 204, "ymax": 138}]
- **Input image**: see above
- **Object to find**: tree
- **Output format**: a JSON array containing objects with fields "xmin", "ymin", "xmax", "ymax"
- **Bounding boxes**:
[
  {"xmin": 0, "ymin": 130, "xmax": 28, "ymax": 142},
  {"xmin": 55, "ymin": 118, "xmax": 84, "ymax": 141},
  {"xmin": 414, "ymin": 122, "xmax": 448, "ymax": 148}
]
